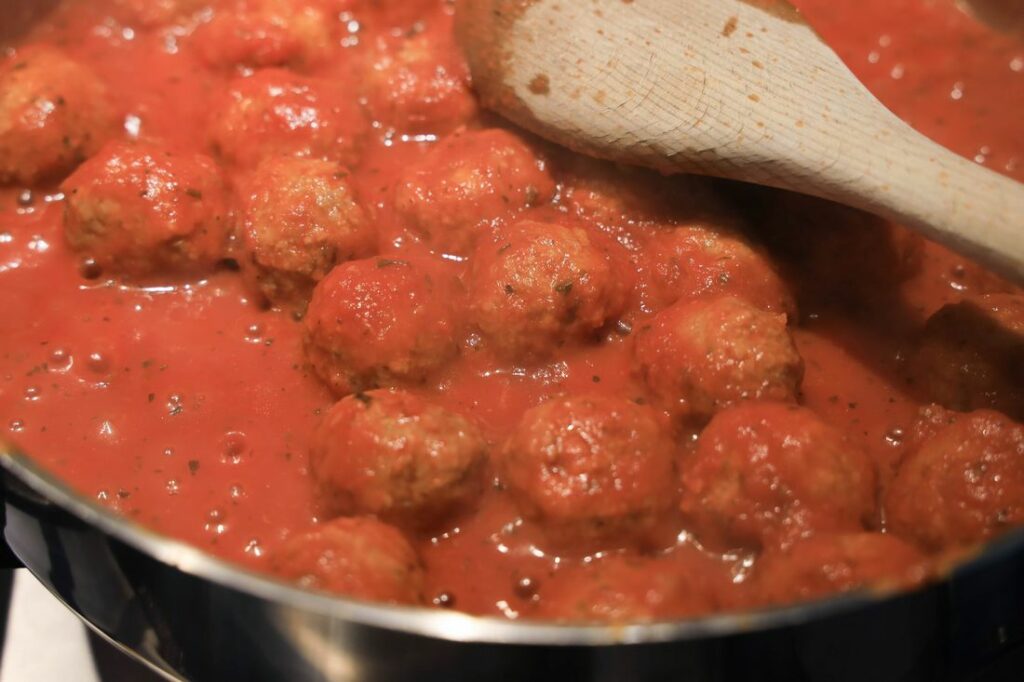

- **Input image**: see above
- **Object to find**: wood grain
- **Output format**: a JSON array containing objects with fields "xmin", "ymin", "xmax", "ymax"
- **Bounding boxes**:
[{"xmin": 456, "ymin": 0, "xmax": 1024, "ymax": 280}]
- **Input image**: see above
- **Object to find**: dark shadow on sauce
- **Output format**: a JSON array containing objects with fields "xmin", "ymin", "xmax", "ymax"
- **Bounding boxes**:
[{"xmin": 0, "ymin": 0, "xmax": 60, "ymax": 44}]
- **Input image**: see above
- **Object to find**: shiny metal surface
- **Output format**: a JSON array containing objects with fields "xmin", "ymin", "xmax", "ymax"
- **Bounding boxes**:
[{"xmin": 3, "ymin": 444, "xmax": 1024, "ymax": 681}]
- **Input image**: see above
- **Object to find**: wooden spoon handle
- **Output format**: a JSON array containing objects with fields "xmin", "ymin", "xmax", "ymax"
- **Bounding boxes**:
[{"xmin": 457, "ymin": 0, "xmax": 1024, "ymax": 278}]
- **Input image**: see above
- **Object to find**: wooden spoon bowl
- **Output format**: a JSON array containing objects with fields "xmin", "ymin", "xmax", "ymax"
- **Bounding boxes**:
[{"xmin": 455, "ymin": 0, "xmax": 1024, "ymax": 279}]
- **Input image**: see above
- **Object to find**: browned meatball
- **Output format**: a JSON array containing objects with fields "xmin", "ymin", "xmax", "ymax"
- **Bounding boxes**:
[
  {"xmin": 311, "ymin": 389, "xmax": 486, "ymax": 522},
  {"xmin": 209, "ymin": 69, "xmax": 366, "ymax": 168},
  {"xmin": 110, "ymin": 0, "xmax": 205, "ymax": 26},
  {"xmin": 533, "ymin": 552, "xmax": 722, "ymax": 623},
  {"xmin": 394, "ymin": 129, "xmax": 555, "ymax": 256},
  {"xmin": 752, "ymin": 533, "xmax": 928, "ymax": 606},
  {"xmin": 681, "ymin": 403, "xmax": 878, "ymax": 551},
  {"xmin": 634, "ymin": 296, "xmax": 803, "ymax": 421},
  {"xmin": 62, "ymin": 141, "xmax": 229, "ymax": 277},
  {"xmin": 908, "ymin": 293, "xmax": 1024, "ymax": 421},
  {"xmin": 304, "ymin": 257, "xmax": 461, "ymax": 395},
  {"xmin": 237, "ymin": 157, "xmax": 375, "ymax": 309},
  {"xmin": 268, "ymin": 517, "xmax": 425, "ymax": 604},
  {"xmin": 885, "ymin": 406, "xmax": 1024, "ymax": 551},
  {"xmin": 195, "ymin": 0, "xmax": 336, "ymax": 69},
  {"xmin": 498, "ymin": 395, "xmax": 677, "ymax": 542},
  {"xmin": 0, "ymin": 46, "xmax": 116, "ymax": 184},
  {"xmin": 469, "ymin": 220, "xmax": 628, "ymax": 362},
  {"xmin": 755, "ymin": 192, "xmax": 923, "ymax": 306},
  {"xmin": 641, "ymin": 225, "xmax": 795, "ymax": 316},
  {"xmin": 558, "ymin": 156, "xmax": 727, "ymax": 229},
  {"xmin": 365, "ymin": 23, "xmax": 477, "ymax": 132}
]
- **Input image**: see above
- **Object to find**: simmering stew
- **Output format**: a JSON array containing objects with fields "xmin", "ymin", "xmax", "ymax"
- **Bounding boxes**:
[{"xmin": 0, "ymin": 0, "xmax": 1022, "ymax": 621}]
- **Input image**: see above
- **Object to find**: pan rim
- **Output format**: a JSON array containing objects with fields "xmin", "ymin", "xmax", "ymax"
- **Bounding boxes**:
[{"xmin": 2, "ymin": 442, "xmax": 1020, "ymax": 647}]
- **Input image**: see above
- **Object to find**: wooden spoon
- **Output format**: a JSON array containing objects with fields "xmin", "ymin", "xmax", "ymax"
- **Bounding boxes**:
[{"xmin": 455, "ymin": 0, "xmax": 1024, "ymax": 279}]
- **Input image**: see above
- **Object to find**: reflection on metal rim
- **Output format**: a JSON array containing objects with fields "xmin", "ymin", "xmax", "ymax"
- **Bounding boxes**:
[{"xmin": 24, "ymin": 574, "xmax": 182, "ymax": 682}]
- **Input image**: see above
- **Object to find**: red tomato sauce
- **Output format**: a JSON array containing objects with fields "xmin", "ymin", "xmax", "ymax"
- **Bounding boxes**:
[{"xmin": 0, "ymin": 0, "xmax": 1021, "ymax": 621}]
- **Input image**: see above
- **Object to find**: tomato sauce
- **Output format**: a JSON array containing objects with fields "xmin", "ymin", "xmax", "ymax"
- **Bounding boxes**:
[{"xmin": 0, "ymin": 0, "xmax": 1021, "ymax": 620}]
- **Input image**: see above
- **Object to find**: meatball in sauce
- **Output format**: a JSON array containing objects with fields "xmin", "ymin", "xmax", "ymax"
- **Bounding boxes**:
[
  {"xmin": 681, "ymin": 403, "xmax": 877, "ymax": 552},
  {"xmin": 750, "ymin": 533, "xmax": 928, "ymax": 606},
  {"xmin": 268, "ymin": 516, "xmax": 425, "ymax": 604},
  {"xmin": 394, "ymin": 129, "xmax": 555, "ymax": 256},
  {"xmin": 304, "ymin": 256, "xmax": 462, "ymax": 395},
  {"xmin": 886, "ymin": 406, "xmax": 1024, "ymax": 551},
  {"xmin": 469, "ymin": 220, "xmax": 628, "ymax": 362},
  {"xmin": 311, "ymin": 389, "xmax": 486, "ymax": 524},
  {"xmin": 195, "ymin": 0, "xmax": 339, "ymax": 70},
  {"xmin": 634, "ymin": 296, "xmax": 804, "ymax": 422},
  {"xmin": 209, "ymin": 68, "xmax": 366, "ymax": 168},
  {"xmin": 0, "ymin": 0, "xmax": 1021, "ymax": 625},
  {"xmin": 62, "ymin": 140, "xmax": 229, "ymax": 278},
  {"xmin": 498, "ymin": 394, "xmax": 678, "ymax": 549},
  {"xmin": 364, "ymin": 11, "xmax": 478, "ymax": 133},
  {"xmin": 0, "ymin": 46, "xmax": 116, "ymax": 184},
  {"xmin": 236, "ymin": 156, "xmax": 374, "ymax": 310}
]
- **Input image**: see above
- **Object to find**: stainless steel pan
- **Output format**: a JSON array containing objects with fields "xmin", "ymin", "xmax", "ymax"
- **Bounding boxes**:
[{"xmin": 3, "ymin": 1, "xmax": 1024, "ymax": 678}]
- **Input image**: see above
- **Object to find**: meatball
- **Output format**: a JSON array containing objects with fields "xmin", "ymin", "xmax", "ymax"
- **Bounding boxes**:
[
  {"xmin": 885, "ymin": 406, "xmax": 1024, "ymax": 551},
  {"xmin": 753, "ymin": 533, "xmax": 928, "ymax": 606},
  {"xmin": 365, "ymin": 25, "xmax": 477, "ymax": 132},
  {"xmin": 209, "ymin": 69, "xmax": 366, "ymax": 168},
  {"xmin": 311, "ymin": 389, "xmax": 486, "ymax": 522},
  {"xmin": 755, "ymin": 192, "xmax": 922, "ymax": 306},
  {"xmin": 641, "ymin": 225, "xmax": 795, "ymax": 316},
  {"xmin": 195, "ymin": 0, "xmax": 336, "ymax": 69},
  {"xmin": 680, "ymin": 403, "xmax": 877, "ymax": 551},
  {"xmin": 62, "ymin": 141, "xmax": 228, "ymax": 277},
  {"xmin": 534, "ymin": 552, "xmax": 721, "ymax": 623},
  {"xmin": 469, "ymin": 220, "xmax": 627, "ymax": 361},
  {"xmin": 0, "ymin": 46, "xmax": 116, "ymax": 184},
  {"xmin": 908, "ymin": 294, "xmax": 1024, "ymax": 421},
  {"xmin": 304, "ymin": 257, "xmax": 461, "ymax": 395},
  {"xmin": 268, "ymin": 517, "xmax": 424, "ymax": 604},
  {"xmin": 238, "ymin": 157, "xmax": 375, "ymax": 308},
  {"xmin": 557, "ymin": 155, "xmax": 727, "ymax": 229},
  {"xmin": 394, "ymin": 129, "xmax": 555, "ymax": 256},
  {"xmin": 498, "ymin": 395, "xmax": 677, "ymax": 541},
  {"xmin": 634, "ymin": 296, "xmax": 803, "ymax": 421},
  {"xmin": 110, "ymin": 0, "xmax": 205, "ymax": 26}
]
